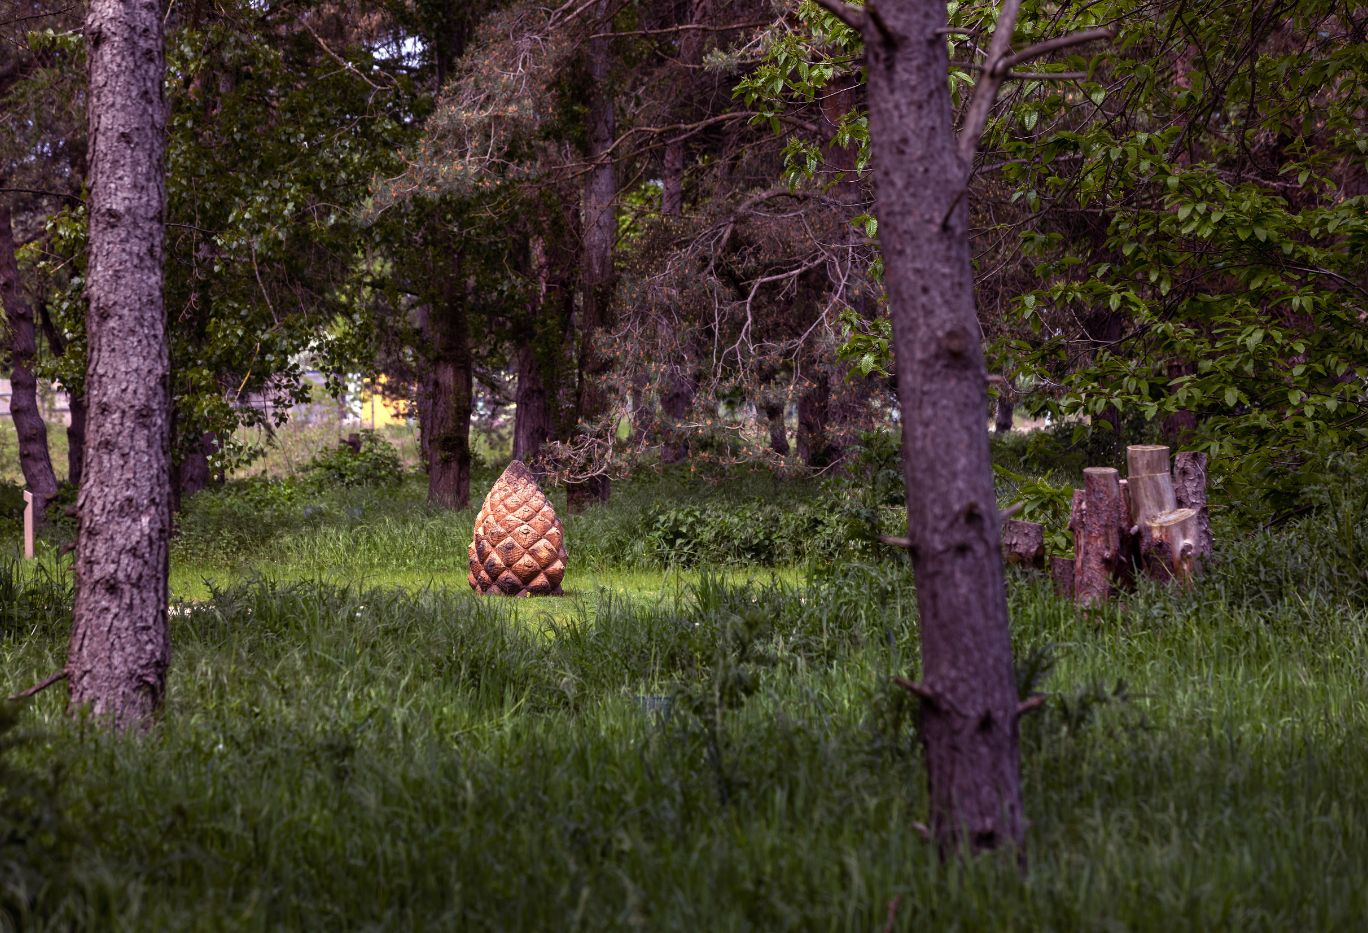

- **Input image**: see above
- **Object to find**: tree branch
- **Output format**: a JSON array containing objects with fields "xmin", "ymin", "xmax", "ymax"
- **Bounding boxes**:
[
  {"xmin": 957, "ymin": 0, "xmax": 1024, "ymax": 167},
  {"xmin": 7, "ymin": 670, "xmax": 68, "ymax": 702},
  {"xmin": 808, "ymin": 0, "xmax": 867, "ymax": 34},
  {"xmin": 1001, "ymin": 28, "xmax": 1116, "ymax": 71}
]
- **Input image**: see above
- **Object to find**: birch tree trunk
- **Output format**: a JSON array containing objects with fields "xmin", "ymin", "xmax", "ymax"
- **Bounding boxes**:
[
  {"xmin": 864, "ymin": 0, "xmax": 1025, "ymax": 853},
  {"xmin": 67, "ymin": 0, "xmax": 172, "ymax": 729},
  {"xmin": 0, "ymin": 201, "xmax": 59, "ymax": 518}
]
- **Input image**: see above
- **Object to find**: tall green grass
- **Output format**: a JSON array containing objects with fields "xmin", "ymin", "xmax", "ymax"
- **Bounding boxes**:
[{"xmin": 3, "ymin": 451, "xmax": 1366, "ymax": 930}]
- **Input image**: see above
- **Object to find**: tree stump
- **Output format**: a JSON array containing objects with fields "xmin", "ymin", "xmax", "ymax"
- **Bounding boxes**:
[
  {"xmin": 1127, "ymin": 445, "xmax": 1179, "ymax": 580},
  {"xmin": 1074, "ymin": 467, "xmax": 1125, "ymax": 606},
  {"xmin": 1172, "ymin": 451, "xmax": 1213, "ymax": 562},
  {"xmin": 468, "ymin": 460, "xmax": 568, "ymax": 596},
  {"xmin": 1146, "ymin": 508, "xmax": 1201, "ymax": 584},
  {"xmin": 1000, "ymin": 519, "xmax": 1045, "ymax": 569},
  {"xmin": 1050, "ymin": 555, "xmax": 1075, "ymax": 598}
]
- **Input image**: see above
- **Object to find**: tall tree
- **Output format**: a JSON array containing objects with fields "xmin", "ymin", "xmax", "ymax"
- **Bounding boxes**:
[
  {"xmin": 67, "ymin": 0, "xmax": 171, "ymax": 728},
  {"xmin": 0, "ymin": 200, "xmax": 58, "ymax": 516},
  {"xmin": 814, "ymin": 0, "xmax": 1110, "ymax": 854},
  {"xmin": 567, "ymin": 0, "xmax": 619, "ymax": 510}
]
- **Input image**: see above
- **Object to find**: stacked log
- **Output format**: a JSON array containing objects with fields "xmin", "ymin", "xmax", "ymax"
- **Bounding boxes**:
[{"xmin": 1001, "ymin": 443, "xmax": 1213, "ymax": 604}]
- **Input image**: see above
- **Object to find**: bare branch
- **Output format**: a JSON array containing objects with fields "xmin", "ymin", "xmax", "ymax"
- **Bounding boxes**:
[
  {"xmin": 1001, "ymin": 28, "xmax": 1116, "ymax": 71},
  {"xmin": 7, "ymin": 670, "xmax": 68, "ymax": 702},
  {"xmin": 957, "ymin": 0, "xmax": 1024, "ymax": 167}
]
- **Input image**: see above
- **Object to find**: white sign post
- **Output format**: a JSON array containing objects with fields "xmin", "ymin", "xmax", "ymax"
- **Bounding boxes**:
[{"xmin": 22, "ymin": 490, "xmax": 34, "ymax": 560}]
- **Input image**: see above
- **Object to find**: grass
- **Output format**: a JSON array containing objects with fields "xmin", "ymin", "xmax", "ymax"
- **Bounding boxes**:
[{"xmin": 2, "ymin": 443, "xmax": 1366, "ymax": 930}]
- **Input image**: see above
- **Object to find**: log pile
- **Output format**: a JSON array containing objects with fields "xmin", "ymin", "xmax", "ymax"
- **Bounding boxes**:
[{"xmin": 1000, "ymin": 445, "xmax": 1212, "ymax": 604}]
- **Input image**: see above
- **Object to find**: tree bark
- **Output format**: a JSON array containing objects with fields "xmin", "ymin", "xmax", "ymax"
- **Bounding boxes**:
[
  {"xmin": 1073, "ymin": 467, "xmax": 1125, "ymax": 606},
  {"xmin": 68, "ymin": 0, "xmax": 172, "ymax": 730},
  {"xmin": 1172, "ymin": 451, "xmax": 1213, "ymax": 561},
  {"xmin": 567, "ymin": 0, "xmax": 618, "ymax": 512},
  {"xmin": 994, "ymin": 393, "xmax": 1014, "ymax": 434},
  {"xmin": 66, "ymin": 392, "xmax": 87, "ymax": 488},
  {"xmin": 659, "ymin": 368, "xmax": 696, "ymax": 465},
  {"xmin": 0, "ymin": 200, "xmax": 59, "ymax": 518},
  {"xmin": 421, "ymin": 293, "xmax": 473, "ymax": 510},
  {"xmin": 865, "ymin": 0, "xmax": 1024, "ymax": 854},
  {"xmin": 174, "ymin": 431, "xmax": 216, "ymax": 504},
  {"xmin": 796, "ymin": 372, "xmax": 835, "ymax": 468},
  {"xmin": 514, "ymin": 340, "xmax": 550, "ymax": 464},
  {"xmin": 763, "ymin": 400, "xmax": 789, "ymax": 455},
  {"xmin": 1000, "ymin": 519, "xmax": 1045, "ymax": 569}
]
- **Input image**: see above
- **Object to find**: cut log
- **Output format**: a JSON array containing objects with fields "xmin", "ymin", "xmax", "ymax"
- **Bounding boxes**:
[
  {"xmin": 1126, "ymin": 444, "xmax": 1172, "ymax": 479},
  {"xmin": 1074, "ymin": 467, "xmax": 1125, "ymax": 607},
  {"xmin": 1146, "ymin": 508, "xmax": 1201, "ymax": 584},
  {"xmin": 1050, "ymin": 555, "xmax": 1075, "ymax": 598},
  {"xmin": 1001, "ymin": 519, "xmax": 1045, "ymax": 569},
  {"xmin": 1172, "ymin": 451, "xmax": 1213, "ymax": 561},
  {"xmin": 1127, "ymin": 444, "xmax": 1178, "ymax": 581}
]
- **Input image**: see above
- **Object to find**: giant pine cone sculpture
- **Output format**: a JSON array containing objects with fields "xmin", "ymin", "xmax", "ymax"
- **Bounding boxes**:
[{"xmin": 468, "ymin": 460, "xmax": 567, "ymax": 596}]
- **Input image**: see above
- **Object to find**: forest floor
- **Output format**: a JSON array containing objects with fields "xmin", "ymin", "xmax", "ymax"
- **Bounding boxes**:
[{"xmin": 2, "ymin": 436, "xmax": 1367, "ymax": 930}]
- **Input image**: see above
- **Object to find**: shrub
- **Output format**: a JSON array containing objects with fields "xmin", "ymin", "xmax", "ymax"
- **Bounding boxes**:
[{"xmin": 303, "ymin": 431, "xmax": 404, "ymax": 490}]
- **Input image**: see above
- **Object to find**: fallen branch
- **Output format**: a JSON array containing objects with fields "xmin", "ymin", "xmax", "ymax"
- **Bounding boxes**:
[{"xmin": 7, "ymin": 670, "xmax": 67, "ymax": 702}]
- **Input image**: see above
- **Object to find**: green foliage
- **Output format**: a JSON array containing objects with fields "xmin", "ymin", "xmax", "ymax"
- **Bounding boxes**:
[
  {"xmin": 0, "ymin": 702, "xmax": 68, "ymax": 930},
  {"xmin": 0, "ymin": 559, "xmax": 73, "ymax": 639},
  {"xmin": 303, "ymin": 431, "xmax": 405, "ymax": 491}
]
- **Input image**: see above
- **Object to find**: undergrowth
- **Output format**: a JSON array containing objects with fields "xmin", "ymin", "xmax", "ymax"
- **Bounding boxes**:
[{"xmin": 1, "ymin": 454, "xmax": 1365, "ymax": 930}]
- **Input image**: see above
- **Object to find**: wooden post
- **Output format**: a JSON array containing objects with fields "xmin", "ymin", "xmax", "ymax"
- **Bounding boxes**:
[
  {"xmin": 1074, "ymin": 467, "xmax": 1124, "ymax": 606},
  {"xmin": 23, "ymin": 490, "xmax": 34, "ymax": 559}
]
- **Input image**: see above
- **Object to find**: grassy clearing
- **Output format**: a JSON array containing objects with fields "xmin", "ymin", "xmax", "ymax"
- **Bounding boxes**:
[{"xmin": 2, "ymin": 449, "xmax": 1366, "ymax": 930}]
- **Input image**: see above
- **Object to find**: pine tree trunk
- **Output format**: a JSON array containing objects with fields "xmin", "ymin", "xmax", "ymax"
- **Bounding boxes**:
[
  {"xmin": 68, "ymin": 0, "xmax": 172, "ymax": 730},
  {"xmin": 865, "ymin": 0, "xmax": 1024, "ymax": 853},
  {"xmin": 513, "ymin": 340, "xmax": 550, "ymax": 464},
  {"xmin": 568, "ymin": 1, "xmax": 617, "ymax": 512},
  {"xmin": 0, "ymin": 201, "xmax": 59, "ymax": 518},
  {"xmin": 423, "ymin": 297, "xmax": 473, "ymax": 509}
]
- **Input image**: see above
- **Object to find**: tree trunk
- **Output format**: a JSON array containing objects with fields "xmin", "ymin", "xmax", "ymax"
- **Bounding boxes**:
[
  {"xmin": 36, "ymin": 300, "xmax": 85, "ymax": 488},
  {"xmin": 67, "ymin": 392, "xmax": 87, "ymax": 488},
  {"xmin": 796, "ymin": 372, "xmax": 834, "ymax": 468},
  {"xmin": 513, "ymin": 340, "xmax": 550, "ymax": 464},
  {"xmin": 994, "ymin": 393, "xmax": 1014, "ymax": 434},
  {"xmin": 659, "ymin": 369, "xmax": 696, "ymax": 465},
  {"xmin": 0, "ymin": 201, "xmax": 59, "ymax": 518},
  {"xmin": 763, "ymin": 400, "xmax": 789, "ymax": 455},
  {"xmin": 567, "ymin": 0, "xmax": 616, "ymax": 512},
  {"xmin": 865, "ymin": 0, "xmax": 1024, "ymax": 854},
  {"xmin": 68, "ymin": 0, "xmax": 172, "ymax": 730},
  {"xmin": 514, "ymin": 236, "xmax": 552, "ymax": 466},
  {"xmin": 174, "ymin": 431, "xmax": 216, "ymax": 504},
  {"xmin": 1000, "ymin": 519, "xmax": 1044, "ymax": 569},
  {"xmin": 422, "ymin": 293, "xmax": 473, "ymax": 510}
]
